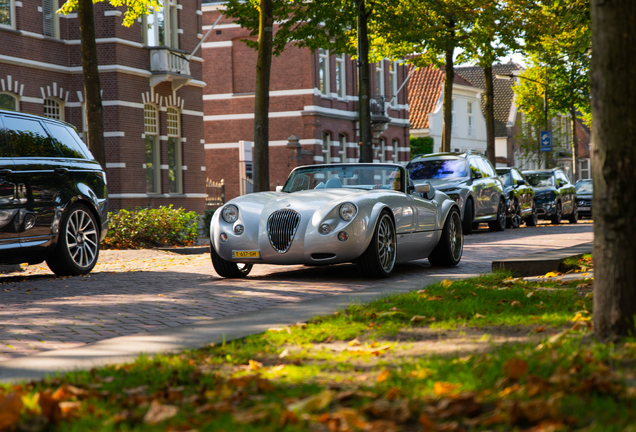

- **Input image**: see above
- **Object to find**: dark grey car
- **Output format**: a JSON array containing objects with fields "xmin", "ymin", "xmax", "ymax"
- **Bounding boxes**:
[{"xmin": 406, "ymin": 151, "xmax": 506, "ymax": 234}]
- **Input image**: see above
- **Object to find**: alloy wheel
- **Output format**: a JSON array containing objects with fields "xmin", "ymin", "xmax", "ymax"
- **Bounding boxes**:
[
  {"xmin": 498, "ymin": 200, "xmax": 506, "ymax": 227},
  {"xmin": 511, "ymin": 201, "xmax": 522, "ymax": 228},
  {"xmin": 449, "ymin": 211, "xmax": 463, "ymax": 262},
  {"xmin": 377, "ymin": 214, "xmax": 396, "ymax": 273},
  {"xmin": 66, "ymin": 209, "xmax": 99, "ymax": 268}
]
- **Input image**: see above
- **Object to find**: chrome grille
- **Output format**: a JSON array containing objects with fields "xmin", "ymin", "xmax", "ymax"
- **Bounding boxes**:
[{"xmin": 267, "ymin": 209, "xmax": 301, "ymax": 253}]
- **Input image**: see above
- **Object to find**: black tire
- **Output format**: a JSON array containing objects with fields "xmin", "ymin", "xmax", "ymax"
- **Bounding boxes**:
[
  {"xmin": 46, "ymin": 204, "xmax": 100, "ymax": 276},
  {"xmin": 429, "ymin": 208, "xmax": 463, "ymax": 267},
  {"xmin": 488, "ymin": 198, "xmax": 507, "ymax": 232},
  {"xmin": 210, "ymin": 244, "xmax": 253, "ymax": 278},
  {"xmin": 567, "ymin": 202, "xmax": 578, "ymax": 224},
  {"xmin": 356, "ymin": 211, "xmax": 396, "ymax": 278},
  {"xmin": 551, "ymin": 201, "xmax": 562, "ymax": 224},
  {"xmin": 525, "ymin": 200, "xmax": 539, "ymax": 227},
  {"xmin": 461, "ymin": 198, "xmax": 474, "ymax": 235},
  {"xmin": 506, "ymin": 200, "xmax": 522, "ymax": 229}
]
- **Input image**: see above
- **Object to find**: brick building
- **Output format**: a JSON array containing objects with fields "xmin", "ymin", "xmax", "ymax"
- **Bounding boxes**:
[
  {"xmin": 0, "ymin": 0, "xmax": 206, "ymax": 212},
  {"xmin": 201, "ymin": 2, "xmax": 411, "ymax": 201}
]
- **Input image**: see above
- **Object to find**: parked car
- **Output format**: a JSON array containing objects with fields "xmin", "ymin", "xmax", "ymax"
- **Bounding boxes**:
[
  {"xmin": 210, "ymin": 163, "xmax": 463, "ymax": 278},
  {"xmin": 0, "ymin": 110, "xmax": 108, "ymax": 276},
  {"xmin": 496, "ymin": 167, "xmax": 538, "ymax": 228},
  {"xmin": 406, "ymin": 151, "xmax": 507, "ymax": 235},
  {"xmin": 522, "ymin": 168, "xmax": 577, "ymax": 224},
  {"xmin": 575, "ymin": 179, "xmax": 593, "ymax": 219}
]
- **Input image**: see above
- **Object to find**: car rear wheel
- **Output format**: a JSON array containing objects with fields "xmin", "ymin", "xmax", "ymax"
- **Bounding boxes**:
[
  {"xmin": 488, "ymin": 198, "xmax": 507, "ymax": 232},
  {"xmin": 210, "ymin": 245, "xmax": 253, "ymax": 278},
  {"xmin": 567, "ymin": 202, "xmax": 578, "ymax": 224},
  {"xmin": 525, "ymin": 200, "xmax": 539, "ymax": 227},
  {"xmin": 429, "ymin": 208, "xmax": 463, "ymax": 267},
  {"xmin": 46, "ymin": 204, "xmax": 100, "ymax": 276},
  {"xmin": 507, "ymin": 200, "xmax": 522, "ymax": 229},
  {"xmin": 461, "ymin": 198, "xmax": 474, "ymax": 235},
  {"xmin": 356, "ymin": 211, "xmax": 396, "ymax": 278},
  {"xmin": 551, "ymin": 202, "xmax": 562, "ymax": 224}
]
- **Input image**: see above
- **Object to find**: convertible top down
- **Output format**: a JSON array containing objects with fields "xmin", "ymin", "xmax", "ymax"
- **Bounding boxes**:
[{"xmin": 210, "ymin": 164, "xmax": 463, "ymax": 278}]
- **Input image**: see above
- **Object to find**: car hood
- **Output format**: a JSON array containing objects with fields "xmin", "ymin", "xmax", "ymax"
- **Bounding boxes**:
[
  {"xmin": 533, "ymin": 187, "xmax": 555, "ymax": 193},
  {"xmin": 413, "ymin": 178, "xmax": 468, "ymax": 190},
  {"xmin": 577, "ymin": 193, "xmax": 592, "ymax": 199},
  {"xmin": 229, "ymin": 188, "xmax": 368, "ymax": 214}
]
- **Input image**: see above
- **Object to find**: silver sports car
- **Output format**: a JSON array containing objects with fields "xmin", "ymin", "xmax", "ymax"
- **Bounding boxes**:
[{"xmin": 210, "ymin": 164, "xmax": 463, "ymax": 278}]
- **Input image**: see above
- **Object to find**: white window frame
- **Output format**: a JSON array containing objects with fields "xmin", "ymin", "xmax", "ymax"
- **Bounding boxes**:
[
  {"xmin": 144, "ymin": 103, "xmax": 161, "ymax": 194},
  {"xmin": 389, "ymin": 61, "xmax": 398, "ymax": 107},
  {"xmin": 0, "ymin": 92, "xmax": 19, "ymax": 111},
  {"xmin": 0, "ymin": 0, "xmax": 15, "ymax": 30},
  {"xmin": 338, "ymin": 133, "xmax": 346, "ymax": 162},
  {"xmin": 322, "ymin": 131, "xmax": 331, "ymax": 164},
  {"xmin": 378, "ymin": 138, "xmax": 386, "ymax": 162},
  {"xmin": 376, "ymin": 60, "xmax": 385, "ymax": 96},
  {"xmin": 579, "ymin": 159, "xmax": 590, "ymax": 180},
  {"xmin": 42, "ymin": 0, "xmax": 60, "ymax": 39},
  {"xmin": 335, "ymin": 54, "xmax": 346, "ymax": 99},
  {"xmin": 451, "ymin": 98, "xmax": 457, "ymax": 135},
  {"xmin": 166, "ymin": 106, "xmax": 182, "ymax": 194},
  {"xmin": 392, "ymin": 139, "xmax": 399, "ymax": 163},
  {"xmin": 43, "ymin": 98, "xmax": 64, "ymax": 121},
  {"xmin": 319, "ymin": 49, "xmax": 330, "ymax": 96},
  {"xmin": 467, "ymin": 101, "xmax": 474, "ymax": 136},
  {"xmin": 142, "ymin": 0, "xmax": 179, "ymax": 48}
]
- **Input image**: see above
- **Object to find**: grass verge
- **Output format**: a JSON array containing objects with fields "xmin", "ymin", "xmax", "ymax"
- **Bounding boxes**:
[{"xmin": 2, "ymin": 273, "xmax": 634, "ymax": 432}]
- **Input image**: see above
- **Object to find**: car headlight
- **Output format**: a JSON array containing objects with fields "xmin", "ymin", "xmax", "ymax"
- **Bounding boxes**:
[
  {"xmin": 221, "ymin": 205, "xmax": 239, "ymax": 223},
  {"xmin": 339, "ymin": 203, "xmax": 357, "ymax": 221}
]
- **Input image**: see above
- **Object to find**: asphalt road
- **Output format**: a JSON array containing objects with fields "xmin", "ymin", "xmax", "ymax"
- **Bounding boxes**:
[{"xmin": 0, "ymin": 221, "xmax": 593, "ymax": 362}]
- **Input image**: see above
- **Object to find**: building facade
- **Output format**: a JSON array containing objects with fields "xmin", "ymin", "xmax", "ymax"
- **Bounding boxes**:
[
  {"xmin": 201, "ymin": 3, "xmax": 411, "ymax": 201},
  {"xmin": 0, "ymin": 0, "xmax": 206, "ymax": 212}
]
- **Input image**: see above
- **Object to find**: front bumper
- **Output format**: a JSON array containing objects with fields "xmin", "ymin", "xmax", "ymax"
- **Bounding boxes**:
[{"xmin": 536, "ymin": 199, "xmax": 557, "ymax": 217}]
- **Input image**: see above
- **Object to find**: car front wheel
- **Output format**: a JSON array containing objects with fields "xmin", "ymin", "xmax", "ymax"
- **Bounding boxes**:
[
  {"xmin": 46, "ymin": 204, "xmax": 100, "ymax": 276},
  {"xmin": 356, "ymin": 211, "xmax": 396, "ymax": 278},
  {"xmin": 210, "ymin": 245, "xmax": 253, "ymax": 278},
  {"xmin": 507, "ymin": 200, "xmax": 522, "ymax": 229},
  {"xmin": 429, "ymin": 208, "xmax": 463, "ymax": 266},
  {"xmin": 461, "ymin": 198, "xmax": 474, "ymax": 235},
  {"xmin": 526, "ymin": 200, "xmax": 539, "ymax": 227},
  {"xmin": 551, "ymin": 202, "xmax": 562, "ymax": 224},
  {"xmin": 567, "ymin": 202, "xmax": 578, "ymax": 224},
  {"xmin": 488, "ymin": 198, "xmax": 507, "ymax": 232}
]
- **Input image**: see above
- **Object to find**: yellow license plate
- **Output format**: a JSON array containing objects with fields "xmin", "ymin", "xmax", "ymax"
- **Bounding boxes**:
[{"xmin": 233, "ymin": 250, "xmax": 259, "ymax": 258}]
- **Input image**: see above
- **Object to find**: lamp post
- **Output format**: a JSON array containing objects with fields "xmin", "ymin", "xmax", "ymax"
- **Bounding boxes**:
[{"xmin": 496, "ymin": 73, "xmax": 550, "ymax": 169}]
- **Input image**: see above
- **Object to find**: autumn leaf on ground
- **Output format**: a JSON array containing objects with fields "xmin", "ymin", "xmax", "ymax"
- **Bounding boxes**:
[
  {"xmin": 410, "ymin": 315, "xmax": 428, "ymax": 323},
  {"xmin": 440, "ymin": 279, "xmax": 454, "ymax": 289},
  {"xmin": 545, "ymin": 272, "xmax": 562, "ymax": 278},
  {"xmin": 433, "ymin": 382, "xmax": 461, "ymax": 396},
  {"xmin": 504, "ymin": 358, "xmax": 529, "ymax": 379},
  {"xmin": 535, "ymin": 327, "xmax": 546, "ymax": 333},
  {"xmin": 248, "ymin": 359, "xmax": 263, "ymax": 371},
  {"xmin": 348, "ymin": 338, "xmax": 362, "ymax": 347},
  {"xmin": 377, "ymin": 369, "xmax": 391, "ymax": 383},
  {"xmin": 279, "ymin": 348, "xmax": 289, "ymax": 358},
  {"xmin": 287, "ymin": 390, "xmax": 334, "ymax": 413},
  {"xmin": 144, "ymin": 400, "xmax": 179, "ymax": 424},
  {"xmin": 475, "ymin": 313, "xmax": 486, "ymax": 318},
  {"xmin": 571, "ymin": 312, "xmax": 591, "ymax": 323},
  {"xmin": 510, "ymin": 300, "xmax": 522, "ymax": 307},
  {"xmin": 0, "ymin": 392, "xmax": 23, "ymax": 430}
]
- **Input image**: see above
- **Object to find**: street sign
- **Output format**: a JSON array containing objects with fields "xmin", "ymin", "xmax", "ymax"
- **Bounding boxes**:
[{"xmin": 540, "ymin": 131, "xmax": 552, "ymax": 152}]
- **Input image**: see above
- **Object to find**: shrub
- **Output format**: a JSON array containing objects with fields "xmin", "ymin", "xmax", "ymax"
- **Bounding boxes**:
[
  {"xmin": 202, "ymin": 208, "xmax": 216, "ymax": 238},
  {"xmin": 102, "ymin": 205, "xmax": 200, "ymax": 249},
  {"xmin": 410, "ymin": 136, "xmax": 434, "ymax": 158}
]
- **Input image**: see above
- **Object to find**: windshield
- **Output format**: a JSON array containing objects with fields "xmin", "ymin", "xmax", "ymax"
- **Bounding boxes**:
[
  {"xmin": 496, "ymin": 170, "xmax": 511, "ymax": 185},
  {"xmin": 407, "ymin": 158, "xmax": 467, "ymax": 180},
  {"xmin": 575, "ymin": 181, "xmax": 593, "ymax": 193},
  {"xmin": 525, "ymin": 172, "xmax": 554, "ymax": 188},
  {"xmin": 283, "ymin": 165, "xmax": 403, "ymax": 193}
]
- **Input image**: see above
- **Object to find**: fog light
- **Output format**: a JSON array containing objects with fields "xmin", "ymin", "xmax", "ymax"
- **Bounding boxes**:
[
  {"xmin": 234, "ymin": 224, "xmax": 244, "ymax": 235},
  {"xmin": 220, "ymin": 233, "xmax": 228, "ymax": 242},
  {"xmin": 338, "ymin": 231, "xmax": 349, "ymax": 242},
  {"xmin": 319, "ymin": 223, "xmax": 331, "ymax": 235}
]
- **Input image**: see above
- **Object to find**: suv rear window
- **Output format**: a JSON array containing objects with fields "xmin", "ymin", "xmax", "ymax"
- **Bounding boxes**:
[
  {"xmin": 44, "ymin": 122, "xmax": 88, "ymax": 159},
  {"xmin": 408, "ymin": 158, "xmax": 467, "ymax": 180}
]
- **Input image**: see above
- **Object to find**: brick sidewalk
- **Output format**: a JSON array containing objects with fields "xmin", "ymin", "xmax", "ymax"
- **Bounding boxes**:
[{"xmin": 0, "ymin": 222, "xmax": 592, "ymax": 361}]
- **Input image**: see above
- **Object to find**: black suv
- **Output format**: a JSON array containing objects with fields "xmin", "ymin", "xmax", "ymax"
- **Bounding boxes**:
[
  {"xmin": 0, "ymin": 110, "xmax": 108, "ymax": 275},
  {"xmin": 407, "ymin": 151, "xmax": 506, "ymax": 235},
  {"xmin": 522, "ymin": 168, "xmax": 577, "ymax": 224}
]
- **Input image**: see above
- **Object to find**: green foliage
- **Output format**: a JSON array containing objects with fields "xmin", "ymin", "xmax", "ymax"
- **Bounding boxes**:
[
  {"xmin": 103, "ymin": 205, "xmax": 199, "ymax": 249},
  {"xmin": 409, "ymin": 136, "xmax": 434, "ymax": 158},
  {"xmin": 202, "ymin": 209, "xmax": 216, "ymax": 238},
  {"xmin": 58, "ymin": 0, "xmax": 160, "ymax": 26}
]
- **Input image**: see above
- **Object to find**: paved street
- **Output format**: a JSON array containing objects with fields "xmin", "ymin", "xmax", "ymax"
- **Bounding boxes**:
[{"xmin": 0, "ymin": 222, "xmax": 592, "ymax": 362}]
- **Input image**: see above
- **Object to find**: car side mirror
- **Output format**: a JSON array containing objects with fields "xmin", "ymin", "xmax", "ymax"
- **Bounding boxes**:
[
  {"xmin": 275, "ymin": 186, "xmax": 283, "ymax": 192},
  {"xmin": 472, "ymin": 171, "xmax": 482, "ymax": 179},
  {"xmin": 518, "ymin": 179, "xmax": 526, "ymax": 186},
  {"xmin": 415, "ymin": 184, "xmax": 430, "ymax": 194}
]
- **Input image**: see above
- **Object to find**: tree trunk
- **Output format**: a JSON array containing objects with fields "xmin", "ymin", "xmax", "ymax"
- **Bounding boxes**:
[
  {"xmin": 253, "ymin": 0, "xmax": 273, "ymax": 192},
  {"xmin": 357, "ymin": 0, "xmax": 373, "ymax": 163},
  {"xmin": 77, "ymin": 0, "xmax": 105, "ymax": 167},
  {"xmin": 484, "ymin": 64, "xmax": 496, "ymax": 166},
  {"xmin": 570, "ymin": 106, "xmax": 579, "ymax": 182},
  {"xmin": 591, "ymin": 0, "xmax": 636, "ymax": 339},
  {"xmin": 441, "ymin": 20, "xmax": 455, "ymax": 153}
]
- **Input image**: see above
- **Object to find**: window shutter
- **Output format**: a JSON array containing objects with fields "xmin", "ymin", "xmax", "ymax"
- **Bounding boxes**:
[{"xmin": 43, "ymin": 0, "xmax": 54, "ymax": 37}]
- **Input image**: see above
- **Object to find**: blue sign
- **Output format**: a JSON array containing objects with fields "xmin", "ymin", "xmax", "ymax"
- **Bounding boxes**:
[{"xmin": 540, "ymin": 131, "xmax": 552, "ymax": 152}]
